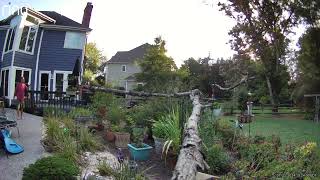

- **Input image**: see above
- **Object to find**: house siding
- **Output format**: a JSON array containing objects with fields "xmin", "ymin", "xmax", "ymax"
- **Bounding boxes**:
[
  {"xmin": 2, "ymin": 52, "xmax": 12, "ymax": 68},
  {"xmin": 106, "ymin": 63, "xmax": 140, "ymax": 88},
  {"xmin": 39, "ymin": 30, "xmax": 83, "ymax": 72}
]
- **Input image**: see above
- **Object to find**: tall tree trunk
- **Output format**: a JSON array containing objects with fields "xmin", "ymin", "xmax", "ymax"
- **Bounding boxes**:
[{"xmin": 265, "ymin": 75, "xmax": 278, "ymax": 112}]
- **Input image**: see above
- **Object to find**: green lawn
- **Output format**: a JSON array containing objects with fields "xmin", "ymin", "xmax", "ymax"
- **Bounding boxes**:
[
  {"xmin": 223, "ymin": 114, "xmax": 320, "ymax": 146},
  {"xmin": 239, "ymin": 114, "xmax": 320, "ymax": 146}
]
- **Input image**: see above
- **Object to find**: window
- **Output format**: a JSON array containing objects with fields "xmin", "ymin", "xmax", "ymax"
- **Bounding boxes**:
[
  {"xmin": 55, "ymin": 73, "xmax": 64, "ymax": 93},
  {"xmin": 15, "ymin": 69, "xmax": 30, "ymax": 90},
  {"xmin": 121, "ymin": 65, "xmax": 126, "ymax": 72},
  {"xmin": 19, "ymin": 26, "xmax": 37, "ymax": 53},
  {"xmin": 1, "ymin": 69, "xmax": 9, "ymax": 96},
  {"xmin": 64, "ymin": 32, "xmax": 85, "ymax": 49},
  {"xmin": 4, "ymin": 27, "xmax": 16, "ymax": 52}
]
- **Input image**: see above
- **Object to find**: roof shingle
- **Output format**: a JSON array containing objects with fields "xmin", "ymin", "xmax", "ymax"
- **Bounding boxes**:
[
  {"xmin": 108, "ymin": 43, "xmax": 152, "ymax": 64},
  {"xmin": 39, "ymin": 11, "xmax": 83, "ymax": 28}
]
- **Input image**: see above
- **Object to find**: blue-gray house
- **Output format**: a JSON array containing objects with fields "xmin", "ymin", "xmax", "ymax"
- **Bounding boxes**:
[{"xmin": 0, "ymin": 3, "xmax": 93, "ymax": 104}]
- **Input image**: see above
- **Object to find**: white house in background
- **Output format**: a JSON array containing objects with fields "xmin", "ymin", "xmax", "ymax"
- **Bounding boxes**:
[{"xmin": 105, "ymin": 43, "xmax": 151, "ymax": 91}]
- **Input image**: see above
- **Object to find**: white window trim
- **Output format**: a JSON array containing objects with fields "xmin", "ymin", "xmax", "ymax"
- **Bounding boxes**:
[
  {"xmin": 53, "ymin": 71, "xmax": 72, "ymax": 92},
  {"xmin": 3, "ymin": 27, "xmax": 16, "ymax": 54},
  {"xmin": 121, "ymin": 65, "xmax": 126, "ymax": 72},
  {"xmin": 17, "ymin": 25, "xmax": 39, "ymax": 55},
  {"xmin": 63, "ymin": 31, "xmax": 85, "ymax": 50},
  {"xmin": 1, "ymin": 30, "xmax": 9, "ymax": 61},
  {"xmin": 38, "ymin": 70, "xmax": 51, "ymax": 91},
  {"xmin": 0, "ymin": 67, "xmax": 10, "ymax": 98},
  {"xmin": 13, "ymin": 66, "xmax": 32, "ymax": 86}
]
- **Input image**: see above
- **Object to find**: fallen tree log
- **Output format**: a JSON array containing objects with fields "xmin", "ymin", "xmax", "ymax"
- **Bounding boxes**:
[{"xmin": 172, "ymin": 89, "xmax": 208, "ymax": 180}]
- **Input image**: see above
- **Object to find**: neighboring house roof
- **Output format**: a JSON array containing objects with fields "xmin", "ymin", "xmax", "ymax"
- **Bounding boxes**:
[
  {"xmin": 108, "ymin": 43, "xmax": 152, "ymax": 64},
  {"xmin": 39, "ymin": 11, "xmax": 83, "ymax": 28}
]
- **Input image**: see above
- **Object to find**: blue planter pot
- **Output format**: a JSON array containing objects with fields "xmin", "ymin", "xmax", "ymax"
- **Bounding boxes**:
[{"xmin": 128, "ymin": 143, "xmax": 153, "ymax": 161}]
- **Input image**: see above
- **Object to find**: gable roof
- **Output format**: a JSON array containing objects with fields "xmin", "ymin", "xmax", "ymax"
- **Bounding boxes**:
[
  {"xmin": 108, "ymin": 43, "xmax": 152, "ymax": 64},
  {"xmin": 39, "ymin": 11, "xmax": 83, "ymax": 28},
  {"xmin": 0, "ymin": 8, "xmax": 90, "ymax": 31}
]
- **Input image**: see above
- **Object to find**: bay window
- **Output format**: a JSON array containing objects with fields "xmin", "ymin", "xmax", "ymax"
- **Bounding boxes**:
[
  {"xmin": 19, "ymin": 25, "xmax": 37, "ymax": 53},
  {"xmin": 4, "ymin": 27, "xmax": 16, "ymax": 52}
]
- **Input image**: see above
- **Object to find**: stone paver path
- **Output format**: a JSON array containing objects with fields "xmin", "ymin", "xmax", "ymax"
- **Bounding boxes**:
[{"xmin": 0, "ymin": 109, "xmax": 44, "ymax": 180}]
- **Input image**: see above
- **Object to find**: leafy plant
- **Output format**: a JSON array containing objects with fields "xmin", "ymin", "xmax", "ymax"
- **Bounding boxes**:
[
  {"xmin": 22, "ymin": 156, "xmax": 79, "ymax": 180},
  {"xmin": 156, "ymin": 107, "xmax": 181, "ymax": 159},
  {"xmin": 205, "ymin": 144, "xmax": 231, "ymax": 175},
  {"xmin": 56, "ymin": 131, "xmax": 78, "ymax": 163},
  {"xmin": 132, "ymin": 127, "xmax": 145, "ymax": 148},
  {"xmin": 107, "ymin": 105, "xmax": 126, "ymax": 125},
  {"xmin": 98, "ymin": 161, "xmax": 114, "ymax": 176},
  {"xmin": 212, "ymin": 102, "xmax": 221, "ymax": 109}
]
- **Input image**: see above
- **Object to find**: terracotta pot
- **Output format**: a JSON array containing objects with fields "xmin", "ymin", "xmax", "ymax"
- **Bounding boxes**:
[
  {"xmin": 114, "ymin": 132, "xmax": 130, "ymax": 148},
  {"xmin": 106, "ymin": 131, "xmax": 115, "ymax": 142}
]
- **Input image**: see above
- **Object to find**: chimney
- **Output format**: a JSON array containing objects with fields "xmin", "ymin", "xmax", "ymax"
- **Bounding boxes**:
[{"xmin": 82, "ymin": 2, "xmax": 93, "ymax": 28}]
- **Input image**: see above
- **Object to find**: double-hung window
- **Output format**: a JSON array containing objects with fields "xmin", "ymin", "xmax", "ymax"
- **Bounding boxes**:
[
  {"xmin": 19, "ymin": 25, "xmax": 37, "ymax": 53},
  {"xmin": 4, "ymin": 27, "xmax": 16, "ymax": 52}
]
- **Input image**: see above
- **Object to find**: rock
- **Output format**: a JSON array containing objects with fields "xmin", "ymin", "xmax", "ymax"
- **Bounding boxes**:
[{"xmin": 81, "ymin": 151, "xmax": 119, "ymax": 180}]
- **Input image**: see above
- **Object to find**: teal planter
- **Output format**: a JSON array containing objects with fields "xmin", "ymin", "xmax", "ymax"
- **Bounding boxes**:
[{"xmin": 128, "ymin": 143, "xmax": 153, "ymax": 161}]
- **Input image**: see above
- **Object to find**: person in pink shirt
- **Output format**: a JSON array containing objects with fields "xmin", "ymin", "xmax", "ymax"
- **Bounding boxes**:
[{"xmin": 14, "ymin": 76, "xmax": 28, "ymax": 120}]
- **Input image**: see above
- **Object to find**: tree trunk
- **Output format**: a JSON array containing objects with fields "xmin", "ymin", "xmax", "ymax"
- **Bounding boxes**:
[
  {"xmin": 265, "ymin": 75, "xmax": 278, "ymax": 112},
  {"xmin": 172, "ymin": 90, "xmax": 208, "ymax": 180}
]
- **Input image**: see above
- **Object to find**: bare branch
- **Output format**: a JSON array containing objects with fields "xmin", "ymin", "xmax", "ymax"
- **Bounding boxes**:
[{"xmin": 211, "ymin": 75, "xmax": 254, "ymax": 91}]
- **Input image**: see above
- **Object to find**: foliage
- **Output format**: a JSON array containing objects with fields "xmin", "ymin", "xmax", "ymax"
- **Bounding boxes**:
[
  {"xmin": 132, "ymin": 127, "xmax": 145, "ymax": 147},
  {"xmin": 135, "ymin": 37, "xmax": 178, "ymax": 93},
  {"xmin": 90, "ymin": 92, "xmax": 117, "ymax": 110},
  {"xmin": 98, "ymin": 161, "xmax": 149, "ymax": 180},
  {"xmin": 68, "ymin": 107, "xmax": 93, "ymax": 119},
  {"xmin": 294, "ymin": 28, "xmax": 320, "ymax": 108},
  {"xmin": 156, "ymin": 107, "xmax": 181, "ymax": 155},
  {"xmin": 84, "ymin": 42, "xmax": 106, "ymax": 76},
  {"xmin": 56, "ymin": 131, "xmax": 78, "ymax": 163},
  {"xmin": 79, "ymin": 127, "xmax": 102, "ymax": 152},
  {"xmin": 218, "ymin": 0, "xmax": 297, "ymax": 109},
  {"xmin": 107, "ymin": 105, "xmax": 126, "ymax": 125},
  {"xmin": 22, "ymin": 156, "xmax": 79, "ymax": 180},
  {"xmin": 205, "ymin": 144, "xmax": 231, "ymax": 175},
  {"xmin": 128, "ymin": 98, "xmax": 177, "ymax": 126},
  {"xmin": 212, "ymin": 102, "xmax": 221, "ymax": 109},
  {"xmin": 43, "ymin": 107, "xmax": 66, "ymax": 118}
]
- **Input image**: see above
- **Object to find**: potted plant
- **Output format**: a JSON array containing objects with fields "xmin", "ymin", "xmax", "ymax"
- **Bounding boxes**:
[
  {"xmin": 152, "ymin": 119, "xmax": 169, "ymax": 155},
  {"xmin": 113, "ymin": 124, "xmax": 130, "ymax": 148},
  {"xmin": 157, "ymin": 108, "xmax": 181, "ymax": 169},
  {"xmin": 212, "ymin": 102, "xmax": 222, "ymax": 117},
  {"xmin": 128, "ymin": 127, "xmax": 153, "ymax": 161}
]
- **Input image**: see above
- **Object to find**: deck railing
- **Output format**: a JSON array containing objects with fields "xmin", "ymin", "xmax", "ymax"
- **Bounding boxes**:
[{"xmin": 24, "ymin": 91, "xmax": 88, "ymax": 114}]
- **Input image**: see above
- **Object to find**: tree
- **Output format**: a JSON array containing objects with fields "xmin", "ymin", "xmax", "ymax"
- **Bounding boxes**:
[
  {"xmin": 135, "ymin": 37, "xmax": 178, "ymax": 92},
  {"xmin": 219, "ymin": 0, "xmax": 298, "ymax": 111},
  {"xmin": 294, "ymin": 28, "xmax": 320, "ymax": 103},
  {"xmin": 84, "ymin": 43, "xmax": 107, "ymax": 84}
]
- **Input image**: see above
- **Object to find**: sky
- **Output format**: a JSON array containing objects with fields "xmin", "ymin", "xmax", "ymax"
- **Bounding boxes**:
[{"xmin": 0, "ymin": 0, "xmax": 236, "ymax": 66}]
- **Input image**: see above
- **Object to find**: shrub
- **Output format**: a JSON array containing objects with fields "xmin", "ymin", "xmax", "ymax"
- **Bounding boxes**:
[
  {"xmin": 91, "ymin": 92, "xmax": 117, "ymax": 109},
  {"xmin": 205, "ymin": 144, "xmax": 231, "ymax": 175},
  {"xmin": 43, "ymin": 107, "xmax": 66, "ymax": 118},
  {"xmin": 45, "ymin": 118, "xmax": 60, "ymax": 145},
  {"xmin": 68, "ymin": 107, "xmax": 93, "ymax": 119},
  {"xmin": 107, "ymin": 105, "xmax": 126, "ymax": 125},
  {"xmin": 22, "ymin": 156, "xmax": 79, "ymax": 180},
  {"xmin": 79, "ymin": 127, "xmax": 101, "ymax": 152},
  {"xmin": 98, "ymin": 161, "xmax": 114, "ymax": 176}
]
